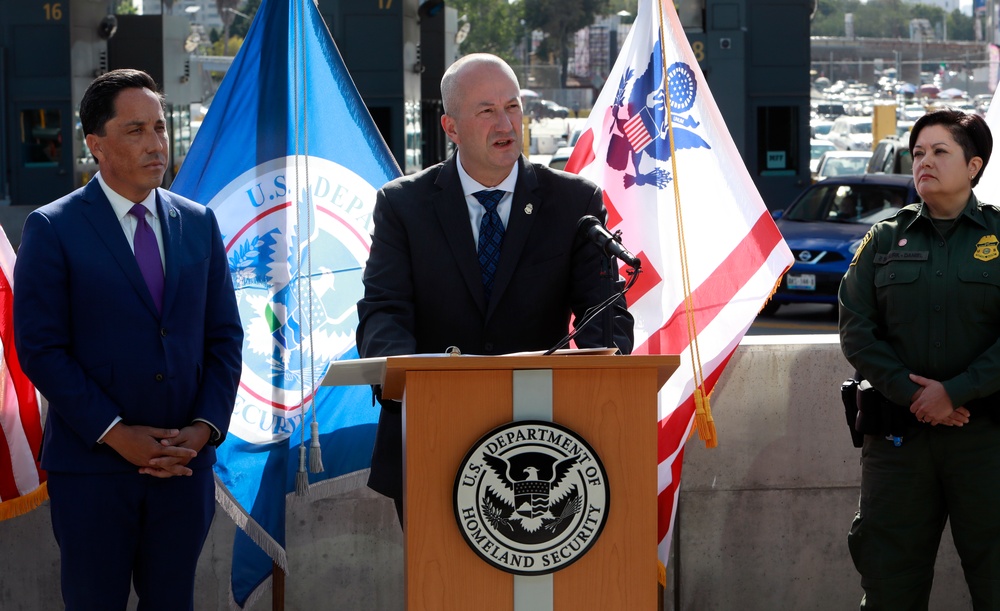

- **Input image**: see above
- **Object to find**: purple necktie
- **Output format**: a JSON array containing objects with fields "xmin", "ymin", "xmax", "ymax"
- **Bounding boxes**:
[{"xmin": 129, "ymin": 204, "xmax": 164, "ymax": 314}]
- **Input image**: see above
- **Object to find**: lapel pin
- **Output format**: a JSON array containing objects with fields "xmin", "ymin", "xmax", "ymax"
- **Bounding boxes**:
[
  {"xmin": 524, "ymin": 203, "xmax": 533, "ymax": 215},
  {"xmin": 169, "ymin": 208, "xmax": 177, "ymax": 218}
]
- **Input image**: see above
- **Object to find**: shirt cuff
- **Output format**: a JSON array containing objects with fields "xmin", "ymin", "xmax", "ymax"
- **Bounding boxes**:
[
  {"xmin": 193, "ymin": 418, "xmax": 221, "ymax": 443},
  {"xmin": 97, "ymin": 416, "xmax": 123, "ymax": 444}
]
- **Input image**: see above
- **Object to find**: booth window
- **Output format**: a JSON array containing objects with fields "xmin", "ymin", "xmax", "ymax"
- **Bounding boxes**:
[
  {"xmin": 21, "ymin": 109, "xmax": 62, "ymax": 167},
  {"xmin": 757, "ymin": 106, "xmax": 799, "ymax": 176}
]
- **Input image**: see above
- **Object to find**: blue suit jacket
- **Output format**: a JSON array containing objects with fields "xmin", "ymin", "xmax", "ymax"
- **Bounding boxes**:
[{"xmin": 13, "ymin": 178, "xmax": 243, "ymax": 473}]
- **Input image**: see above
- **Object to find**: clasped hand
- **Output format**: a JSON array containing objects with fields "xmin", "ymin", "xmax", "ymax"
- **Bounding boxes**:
[
  {"xmin": 909, "ymin": 373, "xmax": 970, "ymax": 427},
  {"xmin": 103, "ymin": 422, "xmax": 212, "ymax": 478}
]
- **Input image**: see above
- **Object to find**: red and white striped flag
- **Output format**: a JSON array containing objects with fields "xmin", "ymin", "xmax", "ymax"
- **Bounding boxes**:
[
  {"xmin": 566, "ymin": 0, "xmax": 793, "ymax": 565},
  {"xmin": 0, "ymin": 225, "xmax": 46, "ymax": 520}
]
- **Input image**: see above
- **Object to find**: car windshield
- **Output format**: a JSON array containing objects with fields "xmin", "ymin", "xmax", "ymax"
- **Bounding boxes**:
[
  {"xmin": 811, "ymin": 143, "xmax": 836, "ymax": 159},
  {"xmin": 820, "ymin": 156, "xmax": 869, "ymax": 177},
  {"xmin": 784, "ymin": 184, "xmax": 907, "ymax": 224},
  {"xmin": 850, "ymin": 121, "xmax": 872, "ymax": 134}
]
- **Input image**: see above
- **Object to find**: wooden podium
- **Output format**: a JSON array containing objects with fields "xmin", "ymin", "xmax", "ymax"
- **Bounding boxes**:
[{"xmin": 327, "ymin": 353, "xmax": 678, "ymax": 611}]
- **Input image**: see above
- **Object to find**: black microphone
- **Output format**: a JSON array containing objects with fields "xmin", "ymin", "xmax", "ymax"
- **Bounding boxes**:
[{"xmin": 577, "ymin": 216, "xmax": 641, "ymax": 269}]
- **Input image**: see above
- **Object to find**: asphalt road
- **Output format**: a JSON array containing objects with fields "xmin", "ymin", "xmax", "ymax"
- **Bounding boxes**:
[{"xmin": 749, "ymin": 302, "xmax": 839, "ymax": 336}]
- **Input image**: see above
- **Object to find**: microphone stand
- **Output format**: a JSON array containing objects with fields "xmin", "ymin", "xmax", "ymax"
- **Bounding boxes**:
[{"xmin": 601, "ymin": 254, "xmax": 614, "ymax": 350}]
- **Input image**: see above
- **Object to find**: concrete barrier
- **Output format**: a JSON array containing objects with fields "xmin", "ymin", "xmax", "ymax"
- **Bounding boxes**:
[{"xmin": 0, "ymin": 338, "xmax": 973, "ymax": 610}]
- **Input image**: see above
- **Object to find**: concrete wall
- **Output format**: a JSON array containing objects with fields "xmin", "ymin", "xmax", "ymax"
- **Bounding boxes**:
[{"xmin": 0, "ymin": 338, "xmax": 974, "ymax": 610}]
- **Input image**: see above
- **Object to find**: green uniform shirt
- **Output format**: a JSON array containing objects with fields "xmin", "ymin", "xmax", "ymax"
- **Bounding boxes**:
[{"xmin": 839, "ymin": 193, "xmax": 1000, "ymax": 409}]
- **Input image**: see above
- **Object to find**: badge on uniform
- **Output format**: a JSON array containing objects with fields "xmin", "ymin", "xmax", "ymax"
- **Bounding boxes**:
[{"xmin": 974, "ymin": 234, "xmax": 999, "ymax": 262}]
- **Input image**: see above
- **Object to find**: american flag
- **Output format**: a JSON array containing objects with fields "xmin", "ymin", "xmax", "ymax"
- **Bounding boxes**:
[
  {"xmin": 0, "ymin": 225, "xmax": 46, "ymax": 521},
  {"xmin": 566, "ymin": 0, "xmax": 793, "ymax": 564}
]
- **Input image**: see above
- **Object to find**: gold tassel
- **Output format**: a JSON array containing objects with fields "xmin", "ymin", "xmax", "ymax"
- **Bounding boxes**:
[
  {"xmin": 693, "ymin": 388, "xmax": 718, "ymax": 449},
  {"xmin": 308, "ymin": 420, "xmax": 324, "ymax": 473},
  {"xmin": 295, "ymin": 445, "xmax": 309, "ymax": 496},
  {"xmin": 657, "ymin": 560, "xmax": 667, "ymax": 588},
  {"xmin": 0, "ymin": 482, "xmax": 49, "ymax": 522}
]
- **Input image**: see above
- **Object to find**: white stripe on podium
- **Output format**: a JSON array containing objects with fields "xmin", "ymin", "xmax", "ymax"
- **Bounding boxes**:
[{"xmin": 511, "ymin": 369, "xmax": 553, "ymax": 611}]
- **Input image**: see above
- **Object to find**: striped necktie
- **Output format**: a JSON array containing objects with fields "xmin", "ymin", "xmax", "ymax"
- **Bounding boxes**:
[{"xmin": 474, "ymin": 189, "xmax": 505, "ymax": 301}]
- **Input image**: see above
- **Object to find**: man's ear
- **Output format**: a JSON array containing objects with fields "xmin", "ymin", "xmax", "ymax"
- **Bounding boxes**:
[
  {"xmin": 440, "ymin": 114, "xmax": 459, "ymax": 146},
  {"xmin": 85, "ymin": 133, "xmax": 103, "ymax": 164}
]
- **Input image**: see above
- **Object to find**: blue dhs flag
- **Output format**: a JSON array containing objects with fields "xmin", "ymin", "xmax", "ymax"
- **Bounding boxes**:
[{"xmin": 171, "ymin": 0, "xmax": 400, "ymax": 606}]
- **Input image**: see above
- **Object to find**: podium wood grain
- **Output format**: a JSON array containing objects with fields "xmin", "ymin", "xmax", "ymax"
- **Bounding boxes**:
[{"xmin": 395, "ymin": 355, "xmax": 676, "ymax": 611}]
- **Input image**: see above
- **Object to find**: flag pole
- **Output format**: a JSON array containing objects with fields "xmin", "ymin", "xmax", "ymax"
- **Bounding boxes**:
[
  {"xmin": 273, "ymin": 561, "xmax": 285, "ymax": 611},
  {"xmin": 655, "ymin": 0, "xmax": 717, "ymax": 447}
]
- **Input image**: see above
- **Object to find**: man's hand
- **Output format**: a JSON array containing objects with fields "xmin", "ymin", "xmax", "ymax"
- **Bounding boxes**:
[
  {"xmin": 909, "ymin": 373, "xmax": 969, "ymax": 426},
  {"xmin": 140, "ymin": 422, "xmax": 213, "ymax": 478},
  {"xmin": 102, "ymin": 423, "xmax": 198, "ymax": 478}
]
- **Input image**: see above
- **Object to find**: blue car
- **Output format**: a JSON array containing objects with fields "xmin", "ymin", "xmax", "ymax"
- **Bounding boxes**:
[{"xmin": 767, "ymin": 174, "xmax": 918, "ymax": 313}]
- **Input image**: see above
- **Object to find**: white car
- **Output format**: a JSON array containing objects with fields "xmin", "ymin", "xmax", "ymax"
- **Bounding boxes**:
[
  {"xmin": 827, "ymin": 116, "xmax": 873, "ymax": 151},
  {"xmin": 813, "ymin": 150, "xmax": 872, "ymax": 181},
  {"xmin": 547, "ymin": 146, "xmax": 574, "ymax": 171},
  {"xmin": 810, "ymin": 139, "xmax": 837, "ymax": 174}
]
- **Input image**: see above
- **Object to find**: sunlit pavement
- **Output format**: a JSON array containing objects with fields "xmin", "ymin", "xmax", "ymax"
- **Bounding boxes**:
[{"xmin": 749, "ymin": 303, "xmax": 839, "ymax": 336}]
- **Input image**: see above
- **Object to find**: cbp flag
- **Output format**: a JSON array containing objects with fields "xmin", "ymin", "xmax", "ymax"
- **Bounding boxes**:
[{"xmin": 171, "ymin": 0, "xmax": 400, "ymax": 607}]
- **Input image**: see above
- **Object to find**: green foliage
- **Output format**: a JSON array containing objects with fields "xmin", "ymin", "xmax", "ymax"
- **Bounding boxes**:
[
  {"xmin": 230, "ymin": 0, "xmax": 262, "ymax": 40},
  {"xmin": 446, "ymin": 0, "xmax": 525, "ymax": 65},
  {"xmin": 114, "ymin": 1, "xmax": 137, "ymax": 15},
  {"xmin": 811, "ymin": 0, "xmax": 976, "ymax": 41}
]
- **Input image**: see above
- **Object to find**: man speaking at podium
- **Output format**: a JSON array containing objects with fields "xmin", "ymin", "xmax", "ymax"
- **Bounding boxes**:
[{"xmin": 356, "ymin": 53, "xmax": 634, "ymax": 521}]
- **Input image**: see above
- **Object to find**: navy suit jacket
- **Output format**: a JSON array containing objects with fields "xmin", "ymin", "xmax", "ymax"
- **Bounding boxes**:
[
  {"xmin": 356, "ymin": 154, "xmax": 634, "ymax": 501},
  {"xmin": 13, "ymin": 178, "xmax": 243, "ymax": 473}
]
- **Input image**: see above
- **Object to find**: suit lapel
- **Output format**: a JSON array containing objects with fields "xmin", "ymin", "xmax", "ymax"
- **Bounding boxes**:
[
  {"xmin": 157, "ymin": 190, "xmax": 181, "ymax": 318},
  {"xmin": 488, "ymin": 157, "xmax": 539, "ymax": 317},
  {"xmin": 434, "ymin": 157, "xmax": 489, "ymax": 314},
  {"xmin": 79, "ymin": 179, "xmax": 161, "ymax": 317}
]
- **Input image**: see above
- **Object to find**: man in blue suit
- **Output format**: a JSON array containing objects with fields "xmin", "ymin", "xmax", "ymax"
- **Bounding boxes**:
[{"xmin": 13, "ymin": 69, "xmax": 243, "ymax": 611}]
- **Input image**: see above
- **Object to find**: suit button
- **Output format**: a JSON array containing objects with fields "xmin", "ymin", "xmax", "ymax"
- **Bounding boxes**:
[
  {"xmin": 160, "ymin": 328, "xmax": 168, "ymax": 337},
  {"xmin": 484, "ymin": 342, "xmax": 494, "ymax": 352},
  {"xmin": 155, "ymin": 373, "xmax": 164, "ymax": 382}
]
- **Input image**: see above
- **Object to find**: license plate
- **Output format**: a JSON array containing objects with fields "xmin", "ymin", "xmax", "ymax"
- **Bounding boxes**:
[{"xmin": 786, "ymin": 273, "xmax": 816, "ymax": 291}]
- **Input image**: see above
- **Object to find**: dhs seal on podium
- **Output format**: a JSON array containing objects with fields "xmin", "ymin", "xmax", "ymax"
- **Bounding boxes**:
[{"xmin": 453, "ymin": 420, "xmax": 610, "ymax": 575}]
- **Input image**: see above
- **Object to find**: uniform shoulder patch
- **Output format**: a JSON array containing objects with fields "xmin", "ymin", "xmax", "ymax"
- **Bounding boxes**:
[{"xmin": 850, "ymin": 229, "xmax": 874, "ymax": 267}]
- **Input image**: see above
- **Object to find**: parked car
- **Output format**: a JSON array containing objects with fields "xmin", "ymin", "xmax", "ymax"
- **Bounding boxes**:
[
  {"xmin": 809, "ymin": 139, "xmax": 837, "ymax": 174},
  {"xmin": 527, "ymin": 98, "xmax": 570, "ymax": 119},
  {"xmin": 827, "ymin": 116, "xmax": 873, "ymax": 151},
  {"xmin": 813, "ymin": 150, "xmax": 872, "ymax": 181},
  {"xmin": 866, "ymin": 136, "xmax": 912, "ymax": 175},
  {"xmin": 766, "ymin": 174, "xmax": 918, "ymax": 313},
  {"xmin": 548, "ymin": 146, "xmax": 574, "ymax": 171}
]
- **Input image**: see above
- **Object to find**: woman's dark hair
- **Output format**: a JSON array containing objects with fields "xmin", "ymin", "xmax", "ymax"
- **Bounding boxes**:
[
  {"xmin": 79, "ymin": 69, "xmax": 163, "ymax": 137},
  {"xmin": 909, "ymin": 109, "xmax": 993, "ymax": 187}
]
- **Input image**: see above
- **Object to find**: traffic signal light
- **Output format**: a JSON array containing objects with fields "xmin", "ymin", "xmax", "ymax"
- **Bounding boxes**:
[{"xmin": 418, "ymin": 0, "xmax": 444, "ymax": 18}]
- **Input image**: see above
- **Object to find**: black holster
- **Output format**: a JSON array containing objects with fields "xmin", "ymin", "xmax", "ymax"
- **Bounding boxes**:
[{"xmin": 841, "ymin": 377, "xmax": 912, "ymax": 447}]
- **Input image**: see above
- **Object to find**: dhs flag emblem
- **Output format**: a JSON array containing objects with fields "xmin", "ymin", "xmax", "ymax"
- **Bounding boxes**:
[{"xmin": 454, "ymin": 421, "xmax": 610, "ymax": 575}]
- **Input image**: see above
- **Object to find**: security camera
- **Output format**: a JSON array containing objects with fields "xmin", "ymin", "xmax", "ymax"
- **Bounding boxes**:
[{"xmin": 98, "ymin": 15, "xmax": 118, "ymax": 40}]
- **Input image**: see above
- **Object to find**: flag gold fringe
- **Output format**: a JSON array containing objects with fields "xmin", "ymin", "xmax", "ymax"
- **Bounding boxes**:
[
  {"xmin": 0, "ymin": 482, "xmax": 48, "ymax": 522},
  {"xmin": 693, "ymin": 388, "xmax": 718, "ymax": 448},
  {"xmin": 658, "ymin": 560, "xmax": 667, "ymax": 588}
]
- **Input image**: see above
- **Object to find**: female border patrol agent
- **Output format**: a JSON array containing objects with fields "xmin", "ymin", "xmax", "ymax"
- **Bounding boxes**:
[{"xmin": 839, "ymin": 109, "xmax": 1000, "ymax": 609}]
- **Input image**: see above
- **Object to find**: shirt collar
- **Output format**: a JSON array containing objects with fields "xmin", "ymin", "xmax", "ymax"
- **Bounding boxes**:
[
  {"xmin": 455, "ymin": 150, "xmax": 519, "ymax": 197},
  {"xmin": 911, "ymin": 192, "xmax": 986, "ymax": 231},
  {"xmin": 95, "ymin": 171, "xmax": 159, "ymax": 223}
]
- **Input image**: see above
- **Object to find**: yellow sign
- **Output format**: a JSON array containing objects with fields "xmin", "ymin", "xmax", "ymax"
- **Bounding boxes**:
[{"xmin": 974, "ymin": 234, "xmax": 999, "ymax": 262}]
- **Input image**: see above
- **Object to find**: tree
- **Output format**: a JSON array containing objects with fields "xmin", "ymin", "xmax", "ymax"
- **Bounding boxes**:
[
  {"xmin": 948, "ymin": 9, "xmax": 974, "ymax": 41},
  {"xmin": 524, "ymin": 0, "xmax": 610, "ymax": 88},
  {"xmin": 217, "ymin": 0, "xmax": 241, "ymax": 55},
  {"xmin": 114, "ymin": 1, "xmax": 137, "ymax": 15},
  {"xmin": 230, "ymin": 0, "xmax": 262, "ymax": 40},
  {"xmin": 445, "ymin": 0, "xmax": 524, "ymax": 66}
]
